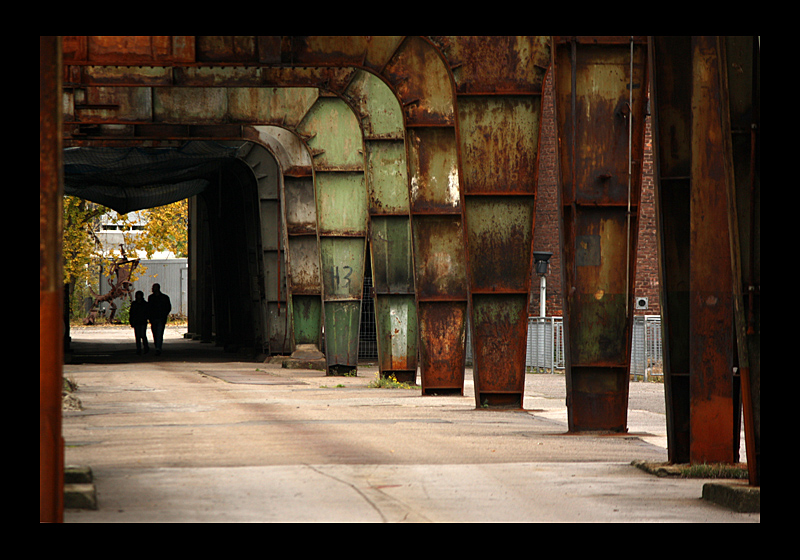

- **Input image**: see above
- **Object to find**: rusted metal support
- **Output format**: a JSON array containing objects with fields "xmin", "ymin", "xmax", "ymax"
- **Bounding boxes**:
[
  {"xmin": 62, "ymin": 36, "xmax": 465, "ymax": 391},
  {"xmin": 236, "ymin": 141, "xmax": 290, "ymax": 354},
  {"xmin": 382, "ymin": 37, "xmax": 469, "ymax": 395},
  {"xmin": 296, "ymin": 94, "xmax": 368, "ymax": 375},
  {"xmin": 245, "ymin": 125, "xmax": 322, "ymax": 362},
  {"xmin": 435, "ymin": 36, "xmax": 550, "ymax": 408},
  {"xmin": 552, "ymin": 37, "xmax": 649, "ymax": 431},
  {"xmin": 283, "ymin": 35, "xmax": 468, "ymax": 393},
  {"xmin": 342, "ymin": 70, "xmax": 417, "ymax": 383},
  {"xmin": 721, "ymin": 36, "xmax": 760, "ymax": 485},
  {"xmin": 40, "ymin": 35, "xmax": 65, "ymax": 523},
  {"xmin": 284, "ymin": 35, "xmax": 468, "ymax": 392},
  {"xmin": 649, "ymin": 36, "xmax": 743, "ymax": 465}
]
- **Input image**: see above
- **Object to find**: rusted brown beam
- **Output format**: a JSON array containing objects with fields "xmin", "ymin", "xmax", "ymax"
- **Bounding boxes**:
[
  {"xmin": 435, "ymin": 36, "xmax": 550, "ymax": 408},
  {"xmin": 721, "ymin": 36, "xmax": 760, "ymax": 486},
  {"xmin": 553, "ymin": 36, "xmax": 649, "ymax": 431},
  {"xmin": 40, "ymin": 35, "xmax": 65, "ymax": 523},
  {"xmin": 650, "ymin": 36, "xmax": 743, "ymax": 465},
  {"xmin": 688, "ymin": 36, "xmax": 738, "ymax": 464}
]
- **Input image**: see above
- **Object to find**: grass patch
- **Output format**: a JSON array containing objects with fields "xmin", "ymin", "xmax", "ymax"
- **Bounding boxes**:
[
  {"xmin": 368, "ymin": 373, "xmax": 418, "ymax": 390},
  {"xmin": 632, "ymin": 460, "xmax": 748, "ymax": 479}
]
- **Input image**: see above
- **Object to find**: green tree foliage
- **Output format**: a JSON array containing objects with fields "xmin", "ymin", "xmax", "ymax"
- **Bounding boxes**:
[
  {"xmin": 135, "ymin": 199, "xmax": 188, "ymax": 259},
  {"xmin": 62, "ymin": 196, "xmax": 188, "ymax": 319}
]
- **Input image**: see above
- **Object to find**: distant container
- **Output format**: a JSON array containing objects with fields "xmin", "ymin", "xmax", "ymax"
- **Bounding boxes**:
[{"xmin": 100, "ymin": 258, "xmax": 188, "ymax": 317}]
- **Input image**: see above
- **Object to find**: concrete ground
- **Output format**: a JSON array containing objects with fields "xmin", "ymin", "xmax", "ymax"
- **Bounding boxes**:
[{"xmin": 61, "ymin": 325, "xmax": 759, "ymax": 523}]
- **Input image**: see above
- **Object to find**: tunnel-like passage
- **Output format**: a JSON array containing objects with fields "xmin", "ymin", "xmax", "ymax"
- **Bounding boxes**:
[{"xmin": 64, "ymin": 141, "xmax": 281, "ymax": 357}]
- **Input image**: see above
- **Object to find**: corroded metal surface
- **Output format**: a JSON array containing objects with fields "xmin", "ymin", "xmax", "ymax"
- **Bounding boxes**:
[
  {"xmin": 40, "ymin": 35, "xmax": 65, "ymax": 523},
  {"xmin": 61, "ymin": 36, "xmax": 466, "ymax": 391},
  {"xmin": 381, "ymin": 37, "xmax": 467, "ymax": 393},
  {"xmin": 435, "ymin": 36, "xmax": 550, "ymax": 407},
  {"xmin": 296, "ymin": 95, "xmax": 367, "ymax": 374},
  {"xmin": 650, "ymin": 37, "xmax": 747, "ymax": 466},
  {"xmin": 247, "ymin": 125, "xmax": 322, "ymax": 356},
  {"xmin": 722, "ymin": 36, "xmax": 760, "ymax": 485},
  {"xmin": 553, "ymin": 37, "xmax": 649, "ymax": 431}
]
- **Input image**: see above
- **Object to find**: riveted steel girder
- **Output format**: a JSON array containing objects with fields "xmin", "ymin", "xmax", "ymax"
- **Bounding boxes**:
[
  {"xmin": 650, "ymin": 37, "xmax": 754, "ymax": 468},
  {"xmin": 247, "ymin": 126, "xmax": 323, "ymax": 358},
  {"xmin": 287, "ymin": 35, "xmax": 467, "ymax": 392},
  {"xmin": 553, "ymin": 37, "xmax": 649, "ymax": 432}
]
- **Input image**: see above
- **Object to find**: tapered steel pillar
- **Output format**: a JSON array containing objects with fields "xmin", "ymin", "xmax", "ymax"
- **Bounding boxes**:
[
  {"xmin": 721, "ymin": 36, "xmax": 760, "ymax": 485},
  {"xmin": 650, "ymin": 37, "xmax": 748, "ymax": 466},
  {"xmin": 343, "ymin": 70, "xmax": 418, "ymax": 383},
  {"xmin": 436, "ymin": 36, "xmax": 550, "ymax": 408},
  {"xmin": 40, "ymin": 35, "xmax": 64, "ymax": 523},
  {"xmin": 263, "ymin": 36, "xmax": 468, "ymax": 393},
  {"xmin": 553, "ymin": 37, "xmax": 649, "ymax": 431},
  {"xmin": 296, "ymin": 94, "xmax": 368, "ymax": 375},
  {"xmin": 245, "ymin": 125, "xmax": 319, "ymax": 360},
  {"xmin": 380, "ymin": 37, "xmax": 469, "ymax": 395}
]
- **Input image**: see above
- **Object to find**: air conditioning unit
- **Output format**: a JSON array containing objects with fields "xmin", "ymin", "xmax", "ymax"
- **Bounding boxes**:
[{"xmin": 635, "ymin": 297, "xmax": 649, "ymax": 310}]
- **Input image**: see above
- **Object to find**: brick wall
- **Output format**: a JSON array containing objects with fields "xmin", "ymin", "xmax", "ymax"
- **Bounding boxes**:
[{"xmin": 530, "ymin": 72, "xmax": 660, "ymax": 318}]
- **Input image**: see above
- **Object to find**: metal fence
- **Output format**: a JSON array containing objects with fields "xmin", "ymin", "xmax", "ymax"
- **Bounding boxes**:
[
  {"xmin": 465, "ymin": 314, "xmax": 663, "ymax": 379},
  {"xmin": 630, "ymin": 315, "xmax": 664, "ymax": 381},
  {"xmin": 525, "ymin": 316, "xmax": 564, "ymax": 372}
]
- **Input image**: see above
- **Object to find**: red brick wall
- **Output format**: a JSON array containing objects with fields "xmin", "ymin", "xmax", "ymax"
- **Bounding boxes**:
[{"xmin": 530, "ymin": 72, "xmax": 660, "ymax": 318}]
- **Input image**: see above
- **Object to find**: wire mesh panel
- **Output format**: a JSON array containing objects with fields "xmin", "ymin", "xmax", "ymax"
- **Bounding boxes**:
[
  {"xmin": 463, "ymin": 315, "xmax": 659, "ymax": 379},
  {"xmin": 524, "ymin": 317, "xmax": 565, "ymax": 372},
  {"xmin": 358, "ymin": 261, "xmax": 378, "ymax": 361},
  {"xmin": 630, "ymin": 315, "xmax": 663, "ymax": 381}
]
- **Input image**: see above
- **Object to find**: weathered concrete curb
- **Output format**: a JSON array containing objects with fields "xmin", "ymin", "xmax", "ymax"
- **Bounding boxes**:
[
  {"xmin": 64, "ymin": 465, "xmax": 97, "ymax": 510},
  {"xmin": 632, "ymin": 461, "xmax": 759, "ymax": 513},
  {"xmin": 702, "ymin": 481, "xmax": 760, "ymax": 513}
]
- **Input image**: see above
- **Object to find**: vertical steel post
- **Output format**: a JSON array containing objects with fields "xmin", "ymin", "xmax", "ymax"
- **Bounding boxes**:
[
  {"xmin": 271, "ymin": 36, "xmax": 470, "ymax": 393},
  {"xmin": 244, "ymin": 125, "xmax": 320, "ymax": 360},
  {"xmin": 688, "ymin": 36, "xmax": 738, "ymax": 464},
  {"xmin": 721, "ymin": 36, "xmax": 760, "ymax": 485},
  {"xmin": 381, "ymin": 36, "xmax": 469, "ymax": 395},
  {"xmin": 650, "ymin": 36, "xmax": 743, "ymax": 465},
  {"xmin": 438, "ymin": 36, "xmax": 550, "ymax": 408},
  {"xmin": 40, "ymin": 35, "xmax": 64, "ymax": 523},
  {"xmin": 553, "ymin": 37, "xmax": 649, "ymax": 431},
  {"xmin": 296, "ymin": 94, "xmax": 368, "ymax": 375},
  {"xmin": 343, "ymin": 70, "xmax": 418, "ymax": 383}
]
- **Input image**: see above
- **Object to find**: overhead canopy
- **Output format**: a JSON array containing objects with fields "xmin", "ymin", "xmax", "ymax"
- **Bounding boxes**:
[{"xmin": 63, "ymin": 141, "xmax": 244, "ymax": 214}]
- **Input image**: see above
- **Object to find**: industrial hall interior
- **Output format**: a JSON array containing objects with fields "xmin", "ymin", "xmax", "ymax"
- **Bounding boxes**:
[{"xmin": 41, "ymin": 37, "xmax": 760, "ymax": 521}]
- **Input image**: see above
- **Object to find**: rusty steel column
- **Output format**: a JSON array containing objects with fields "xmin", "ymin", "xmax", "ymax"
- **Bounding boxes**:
[
  {"xmin": 235, "ymin": 141, "xmax": 290, "ymax": 354},
  {"xmin": 435, "ymin": 36, "xmax": 550, "ymax": 408},
  {"xmin": 245, "ymin": 125, "xmax": 323, "ymax": 363},
  {"xmin": 553, "ymin": 37, "xmax": 649, "ymax": 432},
  {"xmin": 688, "ymin": 37, "xmax": 738, "ymax": 464},
  {"xmin": 650, "ymin": 36, "xmax": 742, "ymax": 465},
  {"xmin": 296, "ymin": 94, "xmax": 368, "ymax": 375},
  {"xmin": 381, "ymin": 37, "xmax": 468, "ymax": 395},
  {"xmin": 648, "ymin": 36, "xmax": 693, "ymax": 462},
  {"xmin": 40, "ymin": 35, "xmax": 64, "ymax": 523},
  {"xmin": 341, "ymin": 70, "xmax": 417, "ymax": 383},
  {"xmin": 721, "ymin": 36, "xmax": 760, "ymax": 485}
]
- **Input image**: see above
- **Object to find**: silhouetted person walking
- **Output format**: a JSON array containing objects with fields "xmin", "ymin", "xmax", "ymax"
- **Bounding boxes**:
[
  {"xmin": 129, "ymin": 290, "xmax": 150, "ymax": 355},
  {"xmin": 148, "ymin": 283, "xmax": 171, "ymax": 355}
]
